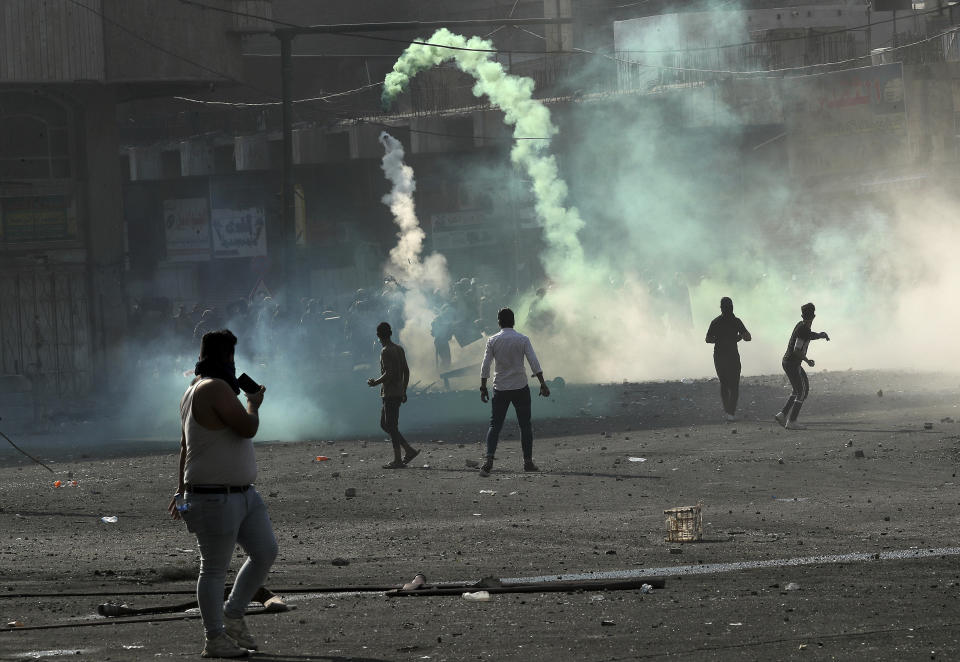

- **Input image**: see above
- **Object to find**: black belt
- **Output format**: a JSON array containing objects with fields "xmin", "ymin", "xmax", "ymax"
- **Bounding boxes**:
[{"xmin": 185, "ymin": 484, "xmax": 251, "ymax": 494}]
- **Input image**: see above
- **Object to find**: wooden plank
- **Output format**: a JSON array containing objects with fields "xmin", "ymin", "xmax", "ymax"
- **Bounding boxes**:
[
  {"xmin": 70, "ymin": 0, "xmax": 82, "ymax": 80},
  {"xmin": 51, "ymin": 0, "xmax": 63, "ymax": 82},
  {"xmin": 7, "ymin": 1, "xmax": 16, "ymax": 78},
  {"xmin": 1, "ymin": 4, "xmax": 10, "ymax": 79},
  {"xmin": 0, "ymin": 0, "xmax": 107, "ymax": 81},
  {"xmin": 41, "ymin": 0, "xmax": 51, "ymax": 81},
  {"xmin": 86, "ymin": 0, "xmax": 104, "ymax": 80},
  {"xmin": 24, "ymin": 0, "xmax": 32, "ymax": 78},
  {"xmin": 13, "ymin": 0, "xmax": 24, "ymax": 79},
  {"xmin": 30, "ymin": 0, "xmax": 40, "ymax": 79}
]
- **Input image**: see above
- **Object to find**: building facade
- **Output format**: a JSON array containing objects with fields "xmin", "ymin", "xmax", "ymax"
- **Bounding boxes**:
[{"xmin": 0, "ymin": 0, "xmax": 264, "ymax": 410}]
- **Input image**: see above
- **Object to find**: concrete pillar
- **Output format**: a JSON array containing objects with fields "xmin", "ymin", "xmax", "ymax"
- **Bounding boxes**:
[{"xmin": 79, "ymin": 86, "xmax": 127, "ymax": 381}]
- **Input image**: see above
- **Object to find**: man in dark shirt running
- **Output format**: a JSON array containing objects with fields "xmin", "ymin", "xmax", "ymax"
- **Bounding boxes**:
[
  {"xmin": 705, "ymin": 297, "xmax": 752, "ymax": 421},
  {"xmin": 775, "ymin": 302, "xmax": 830, "ymax": 430},
  {"xmin": 368, "ymin": 322, "xmax": 419, "ymax": 468}
]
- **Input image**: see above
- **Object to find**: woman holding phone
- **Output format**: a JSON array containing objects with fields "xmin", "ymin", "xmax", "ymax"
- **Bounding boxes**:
[{"xmin": 169, "ymin": 328, "xmax": 277, "ymax": 658}]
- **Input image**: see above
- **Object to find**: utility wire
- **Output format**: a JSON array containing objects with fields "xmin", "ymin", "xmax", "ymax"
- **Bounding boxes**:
[
  {"xmin": 74, "ymin": 0, "xmax": 957, "ymax": 102},
  {"xmin": 597, "ymin": 23, "xmax": 960, "ymax": 77},
  {"xmin": 615, "ymin": 6, "xmax": 946, "ymax": 55},
  {"xmin": 174, "ymin": 82, "xmax": 382, "ymax": 107},
  {"xmin": 355, "ymin": 117, "xmax": 547, "ymax": 142},
  {"xmin": 72, "ymin": 0, "xmax": 958, "ymax": 142},
  {"xmin": 176, "ymin": 0, "xmax": 301, "ymax": 29},
  {"xmin": 0, "ymin": 428, "xmax": 54, "ymax": 473},
  {"xmin": 243, "ymin": 53, "xmax": 406, "ymax": 58},
  {"xmin": 176, "ymin": 0, "xmax": 948, "ymax": 55},
  {"xmin": 173, "ymin": 19, "xmax": 960, "ymax": 113},
  {"xmin": 62, "ymin": 0, "xmax": 283, "ymax": 101}
]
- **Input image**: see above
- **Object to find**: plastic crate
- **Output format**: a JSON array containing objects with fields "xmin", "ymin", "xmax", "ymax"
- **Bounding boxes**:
[{"xmin": 664, "ymin": 503, "xmax": 703, "ymax": 542}]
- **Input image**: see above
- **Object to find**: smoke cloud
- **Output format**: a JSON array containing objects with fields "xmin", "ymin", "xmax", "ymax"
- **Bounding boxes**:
[
  {"xmin": 378, "ymin": 131, "xmax": 453, "ymax": 376},
  {"xmin": 382, "ymin": 20, "xmax": 959, "ymax": 385}
]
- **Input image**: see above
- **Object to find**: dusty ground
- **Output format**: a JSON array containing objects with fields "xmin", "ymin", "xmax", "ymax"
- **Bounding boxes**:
[{"xmin": 1, "ymin": 369, "xmax": 960, "ymax": 661}]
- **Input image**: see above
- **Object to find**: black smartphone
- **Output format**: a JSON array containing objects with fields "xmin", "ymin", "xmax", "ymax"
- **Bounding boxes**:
[{"xmin": 237, "ymin": 373, "xmax": 261, "ymax": 394}]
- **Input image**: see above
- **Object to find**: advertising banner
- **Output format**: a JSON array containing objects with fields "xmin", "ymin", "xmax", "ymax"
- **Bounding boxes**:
[
  {"xmin": 430, "ymin": 210, "xmax": 499, "ymax": 251},
  {"xmin": 211, "ymin": 206, "xmax": 267, "ymax": 258},
  {"xmin": 163, "ymin": 198, "xmax": 210, "ymax": 261},
  {"xmin": 0, "ymin": 196, "xmax": 75, "ymax": 242},
  {"xmin": 784, "ymin": 63, "xmax": 906, "ymax": 183}
]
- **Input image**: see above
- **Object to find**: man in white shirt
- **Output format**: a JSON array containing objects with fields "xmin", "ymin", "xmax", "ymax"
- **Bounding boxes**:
[{"xmin": 478, "ymin": 307, "xmax": 550, "ymax": 477}]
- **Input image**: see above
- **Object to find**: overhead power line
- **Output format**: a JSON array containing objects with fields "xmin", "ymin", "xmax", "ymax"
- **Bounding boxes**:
[
  {"xmin": 175, "ymin": 0, "xmax": 301, "ymax": 29},
  {"xmin": 604, "ymin": 23, "xmax": 960, "ymax": 77},
  {"xmin": 176, "ymin": 0, "xmax": 948, "ymax": 55},
  {"xmin": 65, "ymin": 0, "xmax": 960, "ymax": 143},
  {"xmin": 616, "ymin": 5, "xmax": 946, "ymax": 54},
  {"xmin": 172, "ymin": 18, "xmax": 960, "ymax": 113},
  {"xmin": 174, "ymin": 82, "xmax": 382, "ymax": 108},
  {"xmin": 62, "ymin": 0, "xmax": 284, "ymax": 103}
]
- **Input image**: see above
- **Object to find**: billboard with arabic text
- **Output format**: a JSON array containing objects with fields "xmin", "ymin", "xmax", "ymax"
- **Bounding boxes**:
[
  {"xmin": 211, "ymin": 207, "xmax": 267, "ymax": 258},
  {"xmin": 784, "ymin": 63, "xmax": 906, "ymax": 184}
]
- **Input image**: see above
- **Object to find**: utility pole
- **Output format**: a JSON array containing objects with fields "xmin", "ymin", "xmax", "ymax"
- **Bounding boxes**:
[
  {"xmin": 274, "ymin": 17, "xmax": 572, "ymax": 303},
  {"xmin": 280, "ymin": 32, "xmax": 296, "ymax": 305}
]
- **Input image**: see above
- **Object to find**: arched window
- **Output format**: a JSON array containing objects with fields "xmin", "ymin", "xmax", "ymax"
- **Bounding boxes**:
[
  {"xmin": 0, "ymin": 91, "xmax": 78, "ymax": 243},
  {"xmin": 0, "ymin": 91, "xmax": 72, "ymax": 180}
]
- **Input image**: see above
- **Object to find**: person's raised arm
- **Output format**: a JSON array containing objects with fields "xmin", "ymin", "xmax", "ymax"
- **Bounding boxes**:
[{"xmin": 210, "ymin": 379, "xmax": 264, "ymax": 439}]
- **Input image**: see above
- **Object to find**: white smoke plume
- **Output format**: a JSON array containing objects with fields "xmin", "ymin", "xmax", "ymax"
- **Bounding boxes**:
[
  {"xmin": 379, "ymin": 131, "xmax": 449, "ymax": 292},
  {"xmin": 378, "ymin": 131, "xmax": 453, "ymax": 376}
]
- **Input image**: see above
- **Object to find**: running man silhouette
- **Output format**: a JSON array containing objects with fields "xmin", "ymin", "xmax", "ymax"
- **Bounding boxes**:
[
  {"xmin": 705, "ymin": 297, "xmax": 751, "ymax": 421},
  {"xmin": 775, "ymin": 302, "xmax": 830, "ymax": 430}
]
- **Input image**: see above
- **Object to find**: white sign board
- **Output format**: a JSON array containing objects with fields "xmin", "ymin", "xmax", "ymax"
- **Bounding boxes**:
[
  {"xmin": 211, "ymin": 207, "xmax": 267, "ymax": 258},
  {"xmin": 163, "ymin": 198, "xmax": 210, "ymax": 261}
]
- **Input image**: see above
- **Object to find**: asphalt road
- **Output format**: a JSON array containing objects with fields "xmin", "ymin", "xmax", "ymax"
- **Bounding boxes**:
[{"xmin": 1, "ymin": 369, "xmax": 959, "ymax": 661}]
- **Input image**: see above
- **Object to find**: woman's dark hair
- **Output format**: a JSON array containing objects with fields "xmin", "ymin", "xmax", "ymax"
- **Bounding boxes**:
[
  {"xmin": 497, "ymin": 307, "xmax": 515, "ymax": 328},
  {"xmin": 199, "ymin": 329, "xmax": 238, "ymax": 363}
]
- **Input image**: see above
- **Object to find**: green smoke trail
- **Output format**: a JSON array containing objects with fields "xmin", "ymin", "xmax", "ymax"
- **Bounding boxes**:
[{"xmin": 382, "ymin": 28, "xmax": 588, "ymax": 283}]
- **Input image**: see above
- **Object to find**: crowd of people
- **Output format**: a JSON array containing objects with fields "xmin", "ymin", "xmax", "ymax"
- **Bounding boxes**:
[
  {"xmin": 129, "ymin": 275, "xmax": 527, "ymax": 381},
  {"xmin": 173, "ymin": 302, "xmax": 552, "ymax": 658},
  {"xmin": 164, "ymin": 288, "xmax": 828, "ymax": 658}
]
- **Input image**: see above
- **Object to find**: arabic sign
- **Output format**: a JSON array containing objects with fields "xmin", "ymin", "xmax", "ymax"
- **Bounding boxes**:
[
  {"xmin": 431, "ymin": 210, "xmax": 498, "ymax": 250},
  {"xmin": 163, "ymin": 198, "xmax": 210, "ymax": 261},
  {"xmin": 211, "ymin": 207, "xmax": 267, "ymax": 258},
  {"xmin": 784, "ymin": 63, "xmax": 906, "ymax": 181},
  {"xmin": 0, "ymin": 196, "xmax": 76, "ymax": 242}
]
